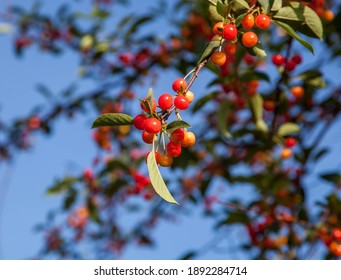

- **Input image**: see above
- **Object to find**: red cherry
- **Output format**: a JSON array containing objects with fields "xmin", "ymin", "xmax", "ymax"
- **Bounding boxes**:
[
  {"xmin": 272, "ymin": 54, "xmax": 285, "ymax": 66},
  {"xmin": 255, "ymin": 14, "xmax": 271, "ymax": 29},
  {"xmin": 158, "ymin": 93, "xmax": 173, "ymax": 111},
  {"xmin": 144, "ymin": 118, "xmax": 162, "ymax": 134},
  {"xmin": 241, "ymin": 14, "xmax": 255, "ymax": 29},
  {"xmin": 291, "ymin": 54, "xmax": 302, "ymax": 65},
  {"xmin": 242, "ymin": 32, "xmax": 258, "ymax": 48},
  {"xmin": 174, "ymin": 95, "xmax": 190, "ymax": 110},
  {"xmin": 133, "ymin": 114, "xmax": 147, "ymax": 130},
  {"xmin": 285, "ymin": 137, "xmax": 297, "ymax": 148},
  {"xmin": 142, "ymin": 131, "xmax": 155, "ymax": 144},
  {"xmin": 172, "ymin": 78, "xmax": 187, "ymax": 93},
  {"xmin": 223, "ymin": 24, "xmax": 238, "ymax": 41},
  {"xmin": 170, "ymin": 128, "xmax": 185, "ymax": 144},
  {"xmin": 166, "ymin": 141, "xmax": 182, "ymax": 157},
  {"xmin": 285, "ymin": 60, "xmax": 296, "ymax": 72}
]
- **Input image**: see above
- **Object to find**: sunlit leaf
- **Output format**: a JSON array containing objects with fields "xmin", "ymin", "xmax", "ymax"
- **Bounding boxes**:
[
  {"xmin": 91, "ymin": 113, "xmax": 133, "ymax": 128},
  {"xmin": 166, "ymin": 120, "xmax": 191, "ymax": 133},
  {"xmin": 277, "ymin": 122, "xmax": 300, "ymax": 136}
]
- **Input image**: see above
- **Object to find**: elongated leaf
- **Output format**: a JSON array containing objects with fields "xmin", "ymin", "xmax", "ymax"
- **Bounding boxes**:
[
  {"xmin": 147, "ymin": 150, "xmax": 178, "ymax": 204},
  {"xmin": 92, "ymin": 113, "xmax": 133, "ymax": 128},
  {"xmin": 209, "ymin": 4, "xmax": 224, "ymax": 22},
  {"xmin": 320, "ymin": 172, "xmax": 341, "ymax": 185},
  {"xmin": 232, "ymin": 0, "xmax": 249, "ymax": 11},
  {"xmin": 240, "ymin": 71, "xmax": 270, "ymax": 82},
  {"xmin": 248, "ymin": 93, "xmax": 263, "ymax": 121},
  {"xmin": 257, "ymin": 0, "xmax": 270, "ymax": 13},
  {"xmin": 192, "ymin": 91, "xmax": 219, "ymax": 113},
  {"xmin": 166, "ymin": 120, "xmax": 191, "ymax": 133},
  {"xmin": 246, "ymin": 41, "xmax": 267, "ymax": 57},
  {"xmin": 256, "ymin": 119, "xmax": 268, "ymax": 133},
  {"xmin": 273, "ymin": 6, "xmax": 304, "ymax": 21},
  {"xmin": 290, "ymin": 1, "xmax": 323, "ymax": 40},
  {"xmin": 216, "ymin": 0, "xmax": 228, "ymax": 17},
  {"xmin": 277, "ymin": 122, "xmax": 300, "ymax": 136},
  {"xmin": 217, "ymin": 100, "xmax": 231, "ymax": 139},
  {"xmin": 272, "ymin": 20, "xmax": 314, "ymax": 54},
  {"xmin": 197, "ymin": 40, "xmax": 221, "ymax": 65},
  {"xmin": 271, "ymin": 0, "xmax": 282, "ymax": 11}
]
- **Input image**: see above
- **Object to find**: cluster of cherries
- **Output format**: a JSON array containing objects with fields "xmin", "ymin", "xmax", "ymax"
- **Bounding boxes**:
[
  {"xmin": 210, "ymin": 13, "xmax": 271, "ymax": 66},
  {"xmin": 319, "ymin": 227, "xmax": 341, "ymax": 257},
  {"xmin": 133, "ymin": 78, "xmax": 196, "ymax": 167}
]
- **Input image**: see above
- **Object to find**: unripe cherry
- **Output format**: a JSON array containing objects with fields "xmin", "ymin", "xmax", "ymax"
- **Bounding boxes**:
[{"xmin": 185, "ymin": 90, "xmax": 194, "ymax": 102}]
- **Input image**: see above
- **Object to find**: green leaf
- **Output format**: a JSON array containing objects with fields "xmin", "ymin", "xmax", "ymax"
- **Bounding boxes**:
[
  {"xmin": 147, "ymin": 150, "xmax": 178, "ymax": 204},
  {"xmin": 47, "ymin": 177, "xmax": 78, "ymax": 195},
  {"xmin": 91, "ymin": 113, "xmax": 133, "ymax": 128},
  {"xmin": 240, "ymin": 70, "xmax": 270, "ymax": 82},
  {"xmin": 290, "ymin": 1, "xmax": 323, "ymax": 40},
  {"xmin": 208, "ymin": 5, "xmax": 224, "ymax": 22},
  {"xmin": 231, "ymin": 0, "xmax": 249, "ymax": 11},
  {"xmin": 216, "ymin": 0, "xmax": 228, "ymax": 17},
  {"xmin": 277, "ymin": 122, "xmax": 300, "ymax": 136},
  {"xmin": 298, "ymin": 70, "xmax": 326, "ymax": 88},
  {"xmin": 248, "ymin": 93, "xmax": 263, "ymax": 121},
  {"xmin": 192, "ymin": 91, "xmax": 219, "ymax": 113},
  {"xmin": 197, "ymin": 40, "xmax": 221, "ymax": 65},
  {"xmin": 271, "ymin": 0, "xmax": 283, "ymax": 11},
  {"xmin": 257, "ymin": 0, "xmax": 270, "ymax": 13},
  {"xmin": 235, "ymin": 12, "xmax": 247, "ymax": 27},
  {"xmin": 272, "ymin": 20, "xmax": 314, "ymax": 54},
  {"xmin": 256, "ymin": 119, "xmax": 269, "ymax": 133},
  {"xmin": 273, "ymin": 6, "xmax": 304, "ymax": 21},
  {"xmin": 245, "ymin": 41, "xmax": 267, "ymax": 57},
  {"xmin": 320, "ymin": 172, "xmax": 341, "ymax": 185},
  {"xmin": 218, "ymin": 100, "xmax": 231, "ymax": 139},
  {"xmin": 166, "ymin": 120, "xmax": 191, "ymax": 133}
]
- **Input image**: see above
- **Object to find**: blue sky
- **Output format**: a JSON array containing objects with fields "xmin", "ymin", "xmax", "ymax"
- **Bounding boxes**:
[{"xmin": 0, "ymin": 0, "xmax": 341, "ymax": 260}]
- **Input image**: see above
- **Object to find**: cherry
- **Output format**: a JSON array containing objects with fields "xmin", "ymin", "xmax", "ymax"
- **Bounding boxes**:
[
  {"xmin": 181, "ymin": 131, "xmax": 196, "ymax": 147},
  {"xmin": 140, "ymin": 98, "xmax": 157, "ymax": 112},
  {"xmin": 241, "ymin": 14, "xmax": 255, "ymax": 29},
  {"xmin": 281, "ymin": 148, "xmax": 292, "ymax": 159},
  {"xmin": 284, "ymin": 60, "xmax": 296, "ymax": 72},
  {"xmin": 158, "ymin": 154, "xmax": 173, "ymax": 167},
  {"xmin": 172, "ymin": 78, "xmax": 187, "ymax": 93},
  {"xmin": 211, "ymin": 51, "xmax": 227, "ymax": 66},
  {"xmin": 166, "ymin": 141, "xmax": 182, "ymax": 157},
  {"xmin": 185, "ymin": 90, "xmax": 194, "ymax": 102},
  {"xmin": 213, "ymin": 21, "xmax": 224, "ymax": 35},
  {"xmin": 170, "ymin": 128, "xmax": 185, "ymax": 144},
  {"xmin": 223, "ymin": 24, "xmax": 238, "ymax": 41},
  {"xmin": 223, "ymin": 42, "xmax": 237, "ymax": 56},
  {"xmin": 145, "ymin": 151, "xmax": 160, "ymax": 163},
  {"xmin": 291, "ymin": 54, "xmax": 302, "ymax": 65},
  {"xmin": 174, "ymin": 95, "xmax": 190, "ymax": 110},
  {"xmin": 242, "ymin": 32, "xmax": 258, "ymax": 48},
  {"xmin": 142, "ymin": 131, "xmax": 155, "ymax": 144},
  {"xmin": 255, "ymin": 14, "xmax": 271, "ymax": 29},
  {"xmin": 158, "ymin": 93, "xmax": 173, "ymax": 111},
  {"xmin": 285, "ymin": 137, "xmax": 297, "ymax": 148},
  {"xmin": 272, "ymin": 54, "xmax": 285, "ymax": 66},
  {"xmin": 291, "ymin": 86, "xmax": 304, "ymax": 98},
  {"xmin": 133, "ymin": 114, "xmax": 147, "ymax": 130},
  {"xmin": 144, "ymin": 118, "xmax": 162, "ymax": 134}
]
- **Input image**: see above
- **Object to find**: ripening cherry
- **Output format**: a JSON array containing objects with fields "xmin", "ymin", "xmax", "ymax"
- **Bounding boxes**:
[
  {"xmin": 142, "ymin": 131, "xmax": 155, "ymax": 144},
  {"xmin": 158, "ymin": 93, "xmax": 173, "ymax": 111},
  {"xmin": 185, "ymin": 90, "xmax": 194, "ymax": 102},
  {"xmin": 223, "ymin": 42, "xmax": 237, "ymax": 56},
  {"xmin": 174, "ymin": 95, "xmax": 190, "ymax": 110},
  {"xmin": 223, "ymin": 24, "xmax": 238, "ymax": 41},
  {"xmin": 145, "ymin": 151, "xmax": 160, "ymax": 163},
  {"xmin": 166, "ymin": 141, "xmax": 182, "ymax": 157},
  {"xmin": 144, "ymin": 118, "xmax": 162, "ymax": 134},
  {"xmin": 170, "ymin": 128, "xmax": 185, "ymax": 144},
  {"xmin": 181, "ymin": 131, "xmax": 196, "ymax": 147},
  {"xmin": 140, "ymin": 98, "xmax": 157, "ymax": 112},
  {"xmin": 133, "ymin": 114, "xmax": 147, "ymax": 130},
  {"xmin": 211, "ymin": 51, "xmax": 227, "ymax": 66},
  {"xmin": 272, "ymin": 54, "xmax": 285, "ymax": 66},
  {"xmin": 172, "ymin": 78, "xmax": 187, "ymax": 93},
  {"xmin": 242, "ymin": 32, "xmax": 258, "ymax": 48},
  {"xmin": 158, "ymin": 153, "xmax": 173, "ymax": 167},
  {"xmin": 281, "ymin": 148, "xmax": 292, "ymax": 159},
  {"xmin": 332, "ymin": 228, "xmax": 341, "ymax": 241},
  {"xmin": 241, "ymin": 14, "xmax": 255, "ymax": 29},
  {"xmin": 255, "ymin": 14, "xmax": 271, "ymax": 29},
  {"xmin": 213, "ymin": 21, "xmax": 224, "ymax": 35},
  {"xmin": 285, "ymin": 137, "xmax": 297, "ymax": 148},
  {"xmin": 291, "ymin": 86, "xmax": 304, "ymax": 98}
]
